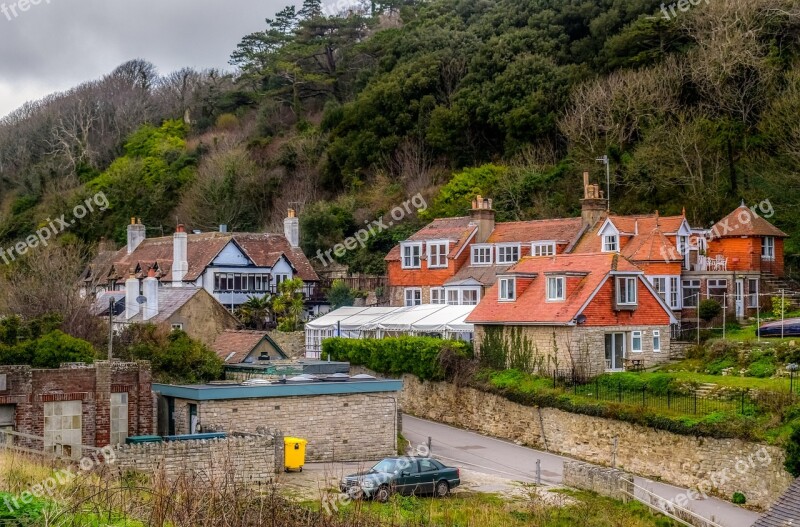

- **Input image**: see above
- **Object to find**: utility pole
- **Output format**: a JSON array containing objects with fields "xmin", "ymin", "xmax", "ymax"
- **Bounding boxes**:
[{"xmin": 596, "ymin": 155, "xmax": 611, "ymax": 212}]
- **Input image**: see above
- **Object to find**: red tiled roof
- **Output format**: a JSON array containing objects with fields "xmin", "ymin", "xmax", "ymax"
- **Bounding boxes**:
[
  {"xmin": 487, "ymin": 217, "xmax": 584, "ymax": 244},
  {"xmin": 386, "ymin": 217, "xmax": 476, "ymax": 261},
  {"xmin": 212, "ymin": 330, "xmax": 270, "ymax": 363},
  {"xmin": 621, "ymin": 229, "xmax": 682, "ymax": 262},
  {"xmin": 710, "ymin": 205, "xmax": 788, "ymax": 238},
  {"xmin": 466, "ymin": 253, "xmax": 643, "ymax": 325},
  {"xmin": 572, "ymin": 213, "xmax": 686, "ymax": 254},
  {"xmin": 105, "ymin": 232, "xmax": 319, "ymax": 283}
]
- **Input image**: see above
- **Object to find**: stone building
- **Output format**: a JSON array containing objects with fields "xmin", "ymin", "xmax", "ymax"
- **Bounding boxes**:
[
  {"xmin": 154, "ymin": 376, "xmax": 402, "ymax": 462},
  {"xmin": 466, "ymin": 253, "xmax": 678, "ymax": 374},
  {"xmin": 0, "ymin": 361, "xmax": 154, "ymax": 457}
]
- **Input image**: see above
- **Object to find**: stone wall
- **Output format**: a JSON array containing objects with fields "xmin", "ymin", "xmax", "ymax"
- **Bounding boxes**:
[
  {"xmin": 114, "ymin": 434, "xmax": 279, "ymax": 483},
  {"xmin": 473, "ymin": 324, "xmax": 673, "ymax": 375},
  {"xmin": 563, "ymin": 461, "xmax": 633, "ymax": 502},
  {"xmin": 267, "ymin": 331, "xmax": 306, "ymax": 358},
  {"xmin": 399, "ymin": 375, "xmax": 792, "ymax": 509},
  {"xmin": 173, "ymin": 392, "xmax": 397, "ymax": 463}
]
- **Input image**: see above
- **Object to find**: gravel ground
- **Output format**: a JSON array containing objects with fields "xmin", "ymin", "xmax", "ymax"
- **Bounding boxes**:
[{"xmin": 276, "ymin": 460, "xmax": 573, "ymax": 507}]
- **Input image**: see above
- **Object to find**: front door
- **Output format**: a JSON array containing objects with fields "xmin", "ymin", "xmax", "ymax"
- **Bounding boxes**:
[
  {"xmin": 735, "ymin": 279, "xmax": 745, "ymax": 319},
  {"xmin": 605, "ymin": 333, "xmax": 625, "ymax": 371}
]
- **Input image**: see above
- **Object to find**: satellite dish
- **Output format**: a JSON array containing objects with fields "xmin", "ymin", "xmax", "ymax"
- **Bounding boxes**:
[
  {"xmin": 575, "ymin": 314, "xmax": 587, "ymax": 325},
  {"xmin": 136, "ymin": 296, "xmax": 147, "ymax": 304}
]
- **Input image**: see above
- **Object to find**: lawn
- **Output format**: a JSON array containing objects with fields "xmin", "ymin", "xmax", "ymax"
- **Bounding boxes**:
[{"xmin": 313, "ymin": 489, "xmax": 679, "ymax": 527}]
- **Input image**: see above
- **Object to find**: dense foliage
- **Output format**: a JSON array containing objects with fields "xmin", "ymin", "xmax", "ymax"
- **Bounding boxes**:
[
  {"xmin": 0, "ymin": 316, "xmax": 96, "ymax": 368},
  {"xmin": 2, "ymin": 0, "xmax": 800, "ymax": 275},
  {"xmin": 322, "ymin": 336, "xmax": 473, "ymax": 381}
]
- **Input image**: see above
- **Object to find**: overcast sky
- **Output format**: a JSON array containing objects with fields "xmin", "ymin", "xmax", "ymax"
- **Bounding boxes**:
[{"xmin": 0, "ymin": 0, "xmax": 295, "ymax": 117}]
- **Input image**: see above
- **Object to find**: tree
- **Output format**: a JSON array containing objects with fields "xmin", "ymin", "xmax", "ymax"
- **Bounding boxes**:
[
  {"xmin": 327, "ymin": 279, "xmax": 355, "ymax": 309},
  {"xmin": 0, "ymin": 330, "xmax": 97, "ymax": 369},
  {"xmin": 271, "ymin": 278, "xmax": 306, "ymax": 332},
  {"xmin": 237, "ymin": 294, "xmax": 273, "ymax": 330}
]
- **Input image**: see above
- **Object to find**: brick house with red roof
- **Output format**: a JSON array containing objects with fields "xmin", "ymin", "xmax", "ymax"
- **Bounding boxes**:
[
  {"xmin": 83, "ymin": 210, "xmax": 324, "ymax": 318},
  {"xmin": 466, "ymin": 253, "xmax": 678, "ymax": 373},
  {"xmin": 388, "ymin": 172, "xmax": 790, "ymax": 324}
]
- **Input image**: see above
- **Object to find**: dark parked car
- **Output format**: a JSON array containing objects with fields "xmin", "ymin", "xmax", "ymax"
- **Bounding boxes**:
[
  {"xmin": 340, "ymin": 457, "xmax": 460, "ymax": 502},
  {"xmin": 758, "ymin": 318, "xmax": 800, "ymax": 337}
]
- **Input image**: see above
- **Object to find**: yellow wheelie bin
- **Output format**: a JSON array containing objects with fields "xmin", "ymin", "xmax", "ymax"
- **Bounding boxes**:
[{"xmin": 284, "ymin": 437, "xmax": 308, "ymax": 472}]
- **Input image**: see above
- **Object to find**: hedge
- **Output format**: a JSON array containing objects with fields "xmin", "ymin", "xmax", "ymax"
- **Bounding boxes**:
[{"xmin": 322, "ymin": 337, "xmax": 473, "ymax": 381}]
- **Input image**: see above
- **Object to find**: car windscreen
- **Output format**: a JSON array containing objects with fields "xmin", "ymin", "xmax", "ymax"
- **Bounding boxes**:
[{"xmin": 371, "ymin": 459, "xmax": 400, "ymax": 474}]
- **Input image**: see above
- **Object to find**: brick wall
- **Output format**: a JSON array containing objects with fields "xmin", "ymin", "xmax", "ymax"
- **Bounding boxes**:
[
  {"xmin": 0, "ymin": 362, "xmax": 154, "ymax": 449},
  {"xmin": 171, "ymin": 392, "xmax": 397, "ymax": 462},
  {"xmin": 113, "ymin": 434, "xmax": 279, "ymax": 483}
]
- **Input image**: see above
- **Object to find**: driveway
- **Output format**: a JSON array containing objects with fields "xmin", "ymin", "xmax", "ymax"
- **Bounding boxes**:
[{"xmin": 402, "ymin": 414, "xmax": 761, "ymax": 527}]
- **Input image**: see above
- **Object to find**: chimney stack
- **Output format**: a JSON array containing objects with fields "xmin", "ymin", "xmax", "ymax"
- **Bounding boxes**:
[
  {"xmin": 470, "ymin": 195, "xmax": 496, "ymax": 243},
  {"xmin": 284, "ymin": 209, "xmax": 300, "ymax": 248},
  {"xmin": 142, "ymin": 269, "xmax": 159, "ymax": 321},
  {"xmin": 126, "ymin": 218, "xmax": 146, "ymax": 255},
  {"xmin": 580, "ymin": 171, "xmax": 608, "ymax": 228},
  {"xmin": 125, "ymin": 274, "xmax": 140, "ymax": 320},
  {"xmin": 173, "ymin": 224, "xmax": 188, "ymax": 286}
]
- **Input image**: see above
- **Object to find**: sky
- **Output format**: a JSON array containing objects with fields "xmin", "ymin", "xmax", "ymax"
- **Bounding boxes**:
[{"xmin": 0, "ymin": 0, "xmax": 295, "ymax": 118}]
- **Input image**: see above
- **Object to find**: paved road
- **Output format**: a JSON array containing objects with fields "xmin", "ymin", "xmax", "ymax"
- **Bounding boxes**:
[{"xmin": 402, "ymin": 415, "xmax": 761, "ymax": 527}]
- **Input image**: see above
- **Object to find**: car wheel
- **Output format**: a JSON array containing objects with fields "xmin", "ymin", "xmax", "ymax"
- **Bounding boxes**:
[
  {"xmin": 435, "ymin": 481, "xmax": 450, "ymax": 498},
  {"xmin": 375, "ymin": 485, "xmax": 391, "ymax": 503}
]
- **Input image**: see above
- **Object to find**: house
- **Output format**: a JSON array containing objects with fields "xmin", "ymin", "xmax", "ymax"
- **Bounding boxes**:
[
  {"xmin": 466, "ymin": 253, "xmax": 678, "ymax": 374},
  {"xmin": 385, "ymin": 196, "xmax": 585, "ymax": 307},
  {"xmin": 83, "ymin": 210, "xmax": 325, "ymax": 317},
  {"xmin": 153, "ymin": 375, "xmax": 402, "ymax": 462},
  {"xmin": 94, "ymin": 270, "xmax": 239, "ymax": 346},
  {"xmin": 211, "ymin": 330, "xmax": 288, "ymax": 364},
  {"xmin": 752, "ymin": 477, "xmax": 800, "ymax": 527},
  {"xmin": 389, "ymin": 172, "xmax": 791, "ymax": 322},
  {"xmin": 0, "ymin": 362, "xmax": 153, "ymax": 456}
]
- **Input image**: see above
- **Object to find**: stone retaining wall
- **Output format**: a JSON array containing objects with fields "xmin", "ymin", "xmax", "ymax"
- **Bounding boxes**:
[
  {"xmin": 114, "ymin": 434, "xmax": 279, "ymax": 484},
  {"xmin": 563, "ymin": 460, "xmax": 633, "ymax": 502},
  {"xmin": 399, "ymin": 374, "xmax": 792, "ymax": 509}
]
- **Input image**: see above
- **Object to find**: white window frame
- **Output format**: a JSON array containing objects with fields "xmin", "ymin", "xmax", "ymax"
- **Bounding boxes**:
[
  {"xmin": 747, "ymin": 279, "xmax": 759, "ymax": 308},
  {"xmin": 447, "ymin": 289, "xmax": 460, "ymax": 305},
  {"xmin": 707, "ymin": 279, "xmax": 728, "ymax": 303},
  {"xmin": 617, "ymin": 277, "xmax": 637, "ymax": 305},
  {"xmin": 461, "ymin": 288, "xmax": 480, "ymax": 306},
  {"xmin": 401, "ymin": 243, "xmax": 422, "ymax": 269},
  {"xmin": 171, "ymin": 324, "xmax": 183, "ymax": 331},
  {"xmin": 430, "ymin": 288, "xmax": 446, "ymax": 305},
  {"xmin": 603, "ymin": 235, "xmax": 619, "ymax": 253},
  {"xmin": 547, "ymin": 276, "xmax": 565, "ymax": 302},
  {"xmin": 652, "ymin": 330, "xmax": 661, "ymax": 353},
  {"xmin": 651, "ymin": 277, "xmax": 666, "ymax": 300},
  {"xmin": 670, "ymin": 277, "xmax": 680, "ymax": 310},
  {"xmin": 427, "ymin": 241, "xmax": 449, "ymax": 269},
  {"xmin": 532, "ymin": 242, "xmax": 556, "ymax": 257},
  {"xmin": 631, "ymin": 331, "xmax": 643, "ymax": 353},
  {"xmin": 471, "ymin": 244, "xmax": 493, "ymax": 266},
  {"xmin": 404, "ymin": 288, "xmax": 422, "ymax": 307},
  {"xmin": 498, "ymin": 278, "xmax": 516, "ymax": 301},
  {"xmin": 762, "ymin": 237, "xmax": 775, "ymax": 261},
  {"xmin": 496, "ymin": 243, "xmax": 521, "ymax": 265}
]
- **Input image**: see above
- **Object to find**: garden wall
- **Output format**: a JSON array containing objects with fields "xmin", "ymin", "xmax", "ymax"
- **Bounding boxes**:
[{"xmin": 399, "ymin": 374, "xmax": 792, "ymax": 509}]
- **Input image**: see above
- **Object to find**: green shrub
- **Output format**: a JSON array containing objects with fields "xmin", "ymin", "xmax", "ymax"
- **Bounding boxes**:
[
  {"xmin": 322, "ymin": 337, "xmax": 473, "ymax": 381},
  {"xmin": 784, "ymin": 424, "xmax": 800, "ymax": 477},
  {"xmin": 747, "ymin": 357, "xmax": 777, "ymax": 378},
  {"xmin": 705, "ymin": 356, "xmax": 737, "ymax": 375},
  {"xmin": 732, "ymin": 492, "xmax": 746, "ymax": 505},
  {"xmin": 699, "ymin": 299, "xmax": 722, "ymax": 322},
  {"xmin": 773, "ymin": 296, "xmax": 792, "ymax": 319}
]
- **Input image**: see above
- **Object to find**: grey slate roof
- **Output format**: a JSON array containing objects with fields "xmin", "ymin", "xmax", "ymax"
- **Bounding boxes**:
[
  {"xmin": 113, "ymin": 288, "xmax": 203, "ymax": 325},
  {"xmin": 752, "ymin": 478, "xmax": 800, "ymax": 527}
]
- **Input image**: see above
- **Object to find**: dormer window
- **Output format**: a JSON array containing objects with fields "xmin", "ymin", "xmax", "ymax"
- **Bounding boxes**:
[
  {"xmin": 499, "ymin": 277, "xmax": 516, "ymax": 301},
  {"xmin": 402, "ymin": 243, "xmax": 422, "ymax": 269},
  {"xmin": 616, "ymin": 276, "xmax": 637, "ymax": 306},
  {"xmin": 547, "ymin": 276, "xmax": 565, "ymax": 301},
  {"xmin": 603, "ymin": 235, "xmax": 619, "ymax": 253},
  {"xmin": 427, "ymin": 241, "xmax": 449, "ymax": 268},
  {"xmin": 532, "ymin": 242, "xmax": 556, "ymax": 257},
  {"xmin": 471, "ymin": 244, "xmax": 493, "ymax": 266},
  {"xmin": 497, "ymin": 244, "xmax": 520, "ymax": 265}
]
